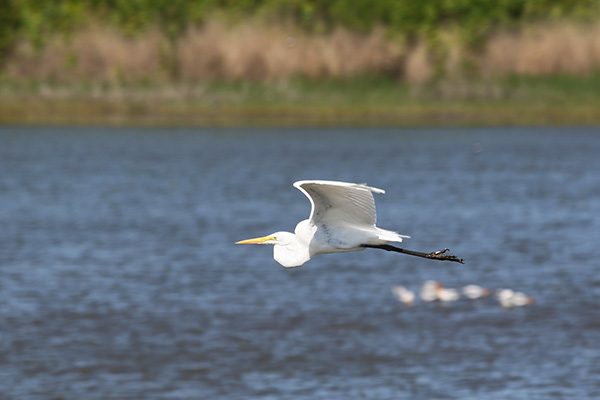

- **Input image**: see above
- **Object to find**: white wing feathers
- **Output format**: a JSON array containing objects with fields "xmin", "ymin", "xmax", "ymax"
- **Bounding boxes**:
[
  {"xmin": 294, "ymin": 180, "xmax": 380, "ymax": 226},
  {"xmin": 293, "ymin": 180, "xmax": 408, "ymax": 244}
]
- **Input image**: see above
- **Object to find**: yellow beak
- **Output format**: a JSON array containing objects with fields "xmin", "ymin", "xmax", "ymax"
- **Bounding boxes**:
[{"xmin": 235, "ymin": 235, "xmax": 276, "ymax": 244}]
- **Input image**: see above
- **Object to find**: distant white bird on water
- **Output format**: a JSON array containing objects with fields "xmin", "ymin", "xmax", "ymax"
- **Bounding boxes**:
[
  {"xmin": 462, "ymin": 284, "xmax": 491, "ymax": 300},
  {"xmin": 420, "ymin": 280, "xmax": 440, "ymax": 302},
  {"xmin": 391, "ymin": 285, "xmax": 415, "ymax": 306},
  {"xmin": 496, "ymin": 289, "xmax": 535, "ymax": 308},
  {"xmin": 436, "ymin": 285, "xmax": 461, "ymax": 302},
  {"xmin": 236, "ymin": 180, "xmax": 464, "ymax": 268},
  {"xmin": 420, "ymin": 280, "xmax": 460, "ymax": 302}
]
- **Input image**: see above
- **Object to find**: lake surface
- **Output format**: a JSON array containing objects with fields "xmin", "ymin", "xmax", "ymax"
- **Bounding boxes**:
[{"xmin": 1, "ymin": 126, "xmax": 599, "ymax": 399}]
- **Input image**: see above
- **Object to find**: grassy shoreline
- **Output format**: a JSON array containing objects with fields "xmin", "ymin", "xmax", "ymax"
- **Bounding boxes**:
[{"xmin": 1, "ymin": 76, "xmax": 600, "ymax": 127}]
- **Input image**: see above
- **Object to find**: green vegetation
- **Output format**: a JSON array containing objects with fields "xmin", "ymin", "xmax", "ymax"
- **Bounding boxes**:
[
  {"xmin": 2, "ymin": 75, "xmax": 600, "ymax": 126},
  {"xmin": 4, "ymin": 0, "xmax": 600, "ymax": 61},
  {"xmin": 2, "ymin": 1, "xmax": 600, "ymax": 125}
]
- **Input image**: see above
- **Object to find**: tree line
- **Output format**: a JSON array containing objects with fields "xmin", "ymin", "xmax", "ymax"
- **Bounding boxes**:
[{"xmin": 2, "ymin": 0, "xmax": 599, "ymax": 60}]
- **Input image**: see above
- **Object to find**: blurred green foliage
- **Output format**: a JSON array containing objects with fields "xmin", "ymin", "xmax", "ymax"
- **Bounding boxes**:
[
  {"xmin": 3, "ymin": 0, "xmax": 600, "ymax": 62},
  {"xmin": 0, "ymin": 0, "xmax": 22, "ymax": 58}
]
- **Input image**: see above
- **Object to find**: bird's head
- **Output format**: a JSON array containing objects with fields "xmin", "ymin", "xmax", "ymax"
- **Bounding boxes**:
[
  {"xmin": 235, "ymin": 232, "xmax": 286, "ymax": 246},
  {"xmin": 236, "ymin": 232, "xmax": 309, "ymax": 268}
]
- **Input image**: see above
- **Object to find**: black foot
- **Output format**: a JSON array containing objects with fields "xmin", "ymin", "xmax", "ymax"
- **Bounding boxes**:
[{"xmin": 426, "ymin": 248, "xmax": 465, "ymax": 264}]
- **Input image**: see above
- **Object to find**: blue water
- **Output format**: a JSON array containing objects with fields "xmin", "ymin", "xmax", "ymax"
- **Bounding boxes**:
[{"xmin": 1, "ymin": 126, "xmax": 599, "ymax": 399}]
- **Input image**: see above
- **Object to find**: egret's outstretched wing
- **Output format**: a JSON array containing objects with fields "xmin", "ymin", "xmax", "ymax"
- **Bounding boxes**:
[{"xmin": 293, "ymin": 180, "xmax": 383, "ymax": 227}]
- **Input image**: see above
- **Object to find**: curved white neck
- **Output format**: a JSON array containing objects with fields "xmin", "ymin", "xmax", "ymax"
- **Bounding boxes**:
[{"xmin": 273, "ymin": 232, "xmax": 311, "ymax": 268}]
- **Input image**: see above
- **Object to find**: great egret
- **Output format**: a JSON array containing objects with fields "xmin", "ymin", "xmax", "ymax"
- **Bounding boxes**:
[{"xmin": 236, "ymin": 180, "xmax": 463, "ymax": 268}]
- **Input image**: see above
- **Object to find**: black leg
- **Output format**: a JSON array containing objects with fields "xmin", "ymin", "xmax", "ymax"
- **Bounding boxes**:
[{"xmin": 360, "ymin": 244, "xmax": 464, "ymax": 264}]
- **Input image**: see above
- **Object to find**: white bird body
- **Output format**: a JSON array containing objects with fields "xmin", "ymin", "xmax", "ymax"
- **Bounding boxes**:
[
  {"xmin": 462, "ymin": 284, "xmax": 491, "ymax": 300},
  {"xmin": 420, "ymin": 280, "xmax": 460, "ymax": 302},
  {"xmin": 437, "ymin": 286, "xmax": 461, "ymax": 302},
  {"xmin": 420, "ymin": 280, "xmax": 440, "ymax": 302},
  {"xmin": 236, "ymin": 180, "xmax": 409, "ymax": 268},
  {"xmin": 391, "ymin": 285, "xmax": 415, "ymax": 306},
  {"xmin": 496, "ymin": 289, "xmax": 535, "ymax": 308}
]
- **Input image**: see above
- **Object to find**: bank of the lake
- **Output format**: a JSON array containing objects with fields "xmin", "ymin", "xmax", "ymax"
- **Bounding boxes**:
[{"xmin": 1, "ymin": 76, "xmax": 600, "ymax": 126}]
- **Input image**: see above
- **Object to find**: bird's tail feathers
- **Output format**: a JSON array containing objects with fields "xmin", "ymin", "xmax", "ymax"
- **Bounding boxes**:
[{"xmin": 374, "ymin": 228, "xmax": 410, "ymax": 243}]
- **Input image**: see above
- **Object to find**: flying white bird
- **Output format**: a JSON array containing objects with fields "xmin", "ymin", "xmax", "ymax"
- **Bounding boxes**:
[{"xmin": 236, "ymin": 180, "xmax": 463, "ymax": 268}]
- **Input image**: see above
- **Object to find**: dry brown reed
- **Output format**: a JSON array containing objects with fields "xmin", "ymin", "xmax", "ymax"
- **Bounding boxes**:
[
  {"xmin": 5, "ymin": 25, "xmax": 166, "ymax": 83},
  {"xmin": 177, "ymin": 21, "xmax": 403, "ymax": 81},
  {"xmin": 481, "ymin": 22, "xmax": 600, "ymax": 76},
  {"xmin": 3, "ymin": 19, "xmax": 600, "ymax": 85}
]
